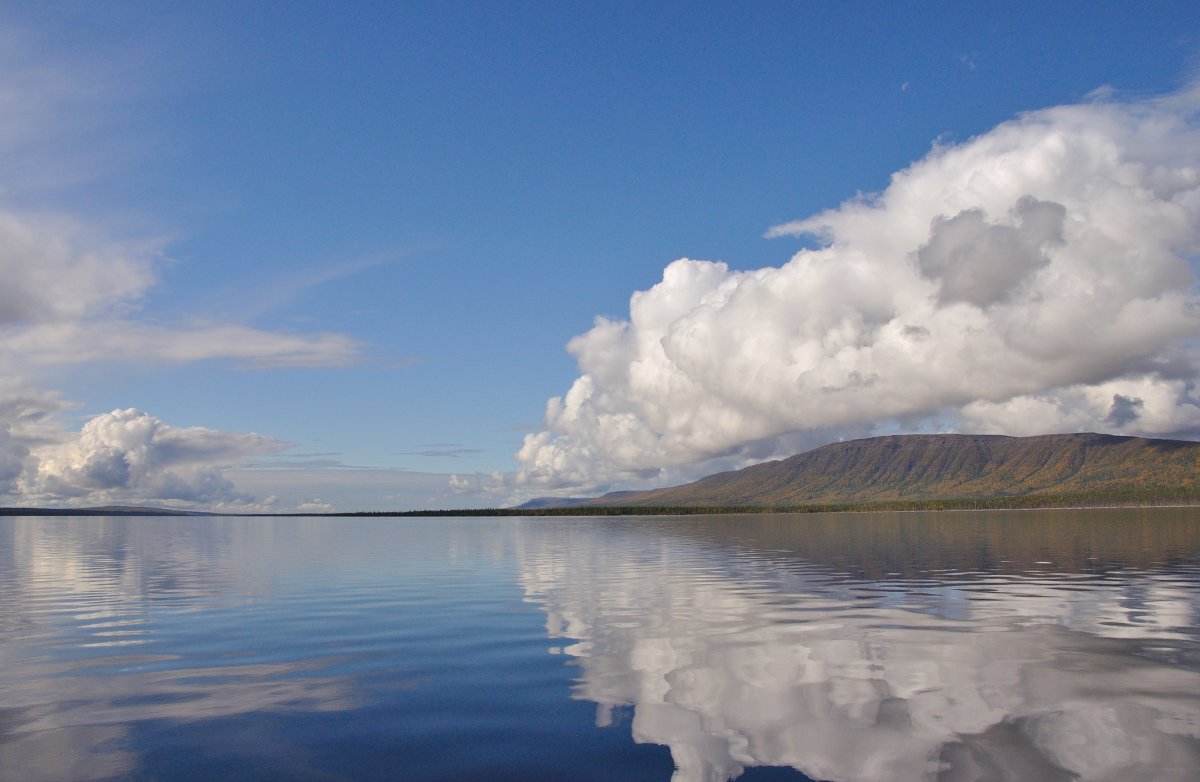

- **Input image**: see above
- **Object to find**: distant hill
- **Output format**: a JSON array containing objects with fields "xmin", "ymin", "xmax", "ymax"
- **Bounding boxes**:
[{"xmin": 567, "ymin": 433, "xmax": 1200, "ymax": 509}]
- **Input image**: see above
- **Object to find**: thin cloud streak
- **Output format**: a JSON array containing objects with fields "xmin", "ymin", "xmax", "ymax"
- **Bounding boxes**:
[
  {"xmin": 396, "ymin": 448, "xmax": 485, "ymax": 458},
  {"xmin": 8, "ymin": 322, "xmax": 363, "ymax": 368},
  {"xmin": 234, "ymin": 250, "xmax": 403, "ymax": 322}
]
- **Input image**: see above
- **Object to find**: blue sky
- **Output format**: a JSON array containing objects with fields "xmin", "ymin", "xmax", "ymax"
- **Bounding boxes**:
[{"xmin": 2, "ymin": 2, "xmax": 1200, "ymax": 511}]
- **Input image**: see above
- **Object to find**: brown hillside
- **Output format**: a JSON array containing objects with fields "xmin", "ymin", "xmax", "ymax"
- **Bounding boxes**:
[{"xmin": 583, "ymin": 433, "xmax": 1200, "ymax": 508}]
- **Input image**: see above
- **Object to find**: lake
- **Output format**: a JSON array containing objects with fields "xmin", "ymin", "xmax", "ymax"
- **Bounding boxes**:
[{"xmin": 1, "ymin": 509, "xmax": 1198, "ymax": 781}]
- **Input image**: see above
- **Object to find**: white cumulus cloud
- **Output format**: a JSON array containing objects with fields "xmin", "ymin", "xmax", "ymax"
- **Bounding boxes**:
[
  {"xmin": 20, "ymin": 408, "xmax": 287, "ymax": 508},
  {"xmin": 517, "ymin": 88, "xmax": 1200, "ymax": 491}
]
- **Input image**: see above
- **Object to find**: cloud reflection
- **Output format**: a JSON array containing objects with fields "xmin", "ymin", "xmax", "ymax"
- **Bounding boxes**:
[
  {"xmin": 518, "ymin": 512, "xmax": 1200, "ymax": 782},
  {"xmin": 0, "ymin": 517, "xmax": 364, "ymax": 782},
  {"xmin": 0, "ymin": 659, "xmax": 361, "ymax": 782}
]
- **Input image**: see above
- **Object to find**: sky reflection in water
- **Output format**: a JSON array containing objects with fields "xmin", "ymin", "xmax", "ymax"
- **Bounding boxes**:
[{"xmin": 1, "ymin": 510, "xmax": 1198, "ymax": 781}]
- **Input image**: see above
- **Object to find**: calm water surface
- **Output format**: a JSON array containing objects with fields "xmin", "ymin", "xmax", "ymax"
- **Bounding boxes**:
[{"xmin": 1, "ymin": 509, "xmax": 1199, "ymax": 781}]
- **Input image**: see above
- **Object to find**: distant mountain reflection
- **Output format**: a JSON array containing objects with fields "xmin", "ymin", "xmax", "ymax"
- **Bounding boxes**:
[{"xmin": 517, "ymin": 510, "xmax": 1200, "ymax": 782}]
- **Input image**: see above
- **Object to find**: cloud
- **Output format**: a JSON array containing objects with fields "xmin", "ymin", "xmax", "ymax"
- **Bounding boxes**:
[
  {"xmin": 0, "ymin": 21, "xmax": 143, "ymax": 194},
  {"xmin": 517, "ymin": 88, "xmax": 1200, "ymax": 491},
  {"xmin": 0, "ymin": 21, "xmax": 364, "ymax": 373},
  {"xmin": 1107, "ymin": 393, "xmax": 1146, "ymax": 427},
  {"xmin": 17, "ymin": 408, "xmax": 287, "ymax": 507},
  {"xmin": 244, "ymin": 458, "xmax": 363, "ymax": 470},
  {"xmin": 0, "ymin": 209, "xmax": 364, "ymax": 369},
  {"xmin": 449, "ymin": 470, "xmax": 509, "ymax": 496},
  {"xmin": 295, "ymin": 499, "xmax": 336, "ymax": 513},
  {"xmin": 0, "ymin": 20, "xmax": 370, "ymax": 509},
  {"xmin": 396, "ymin": 447, "xmax": 485, "ymax": 458},
  {"xmin": 235, "ymin": 251, "xmax": 403, "ymax": 322},
  {"xmin": 0, "ymin": 211, "xmax": 156, "ymax": 326},
  {"xmin": 960, "ymin": 376, "xmax": 1200, "ymax": 438},
  {"xmin": 8, "ymin": 321, "xmax": 362, "ymax": 369},
  {"xmin": 915, "ymin": 197, "xmax": 1065, "ymax": 307},
  {"xmin": 0, "ymin": 380, "xmax": 70, "ymax": 496},
  {"xmin": 0, "ymin": 205, "xmax": 360, "ymax": 509}
]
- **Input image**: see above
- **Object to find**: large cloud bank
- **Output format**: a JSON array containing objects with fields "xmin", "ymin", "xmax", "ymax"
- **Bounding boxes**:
[{"xmin": 518, "ymin": 90, "xmax": 1200, "ymax": 491}]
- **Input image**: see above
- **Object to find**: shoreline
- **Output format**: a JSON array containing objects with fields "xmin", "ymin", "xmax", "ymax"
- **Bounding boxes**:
[{"xmin": 5, "ymin": 499, "xmax": 1200, "ymax": 519}]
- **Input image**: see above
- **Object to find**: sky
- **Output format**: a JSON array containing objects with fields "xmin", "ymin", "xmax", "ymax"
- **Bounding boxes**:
[{"xmin": 2, "ymin": 1, "xmax": 1200, "ymax": 512}]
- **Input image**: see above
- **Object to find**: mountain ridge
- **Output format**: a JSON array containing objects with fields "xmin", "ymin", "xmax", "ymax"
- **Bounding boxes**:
[{"xmin": 542, "ymin": 432, "xmax": 1200, "ymax": 509}]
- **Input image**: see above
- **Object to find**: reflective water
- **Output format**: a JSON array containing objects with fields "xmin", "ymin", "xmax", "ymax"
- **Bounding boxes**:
[{"xmin": 1, "ymin": 510, "xmax": 1198, "ymax": 781}]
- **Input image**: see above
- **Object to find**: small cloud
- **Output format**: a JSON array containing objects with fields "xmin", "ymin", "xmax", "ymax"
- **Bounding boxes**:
[
  {"xmin": 1107, "ymin": 394, "xmax": 1145, "ymax": 427},
  {"xmin": 396, "ymin": 447, "xmax": 484, "ymax": 458},
  {"xmin": 238, "ymin": 250, "xmax": 404, "ymax": 321},
  {"xmin": 915, "ymin": 197, "xmax": 1065, "ymax": 308},
  {"xmin": 244, "ymin": 458, "xmax": 358, "ymax": 470},
  {"xmin": 449, "ymin": 471, "xmax": 508, "ymax": 495},
  {"xmin": 279, "ymin": 451, "xmax": 342, "ymax": 458},
  {"xmin": 295, "ymin": 499, "xmax": 336, "ymax": 513}
]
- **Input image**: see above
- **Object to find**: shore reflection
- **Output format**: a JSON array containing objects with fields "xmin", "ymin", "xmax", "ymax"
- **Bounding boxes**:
[{"xmin": 519, "ymin": 510, "xmax": 1200, "ymax": 782}]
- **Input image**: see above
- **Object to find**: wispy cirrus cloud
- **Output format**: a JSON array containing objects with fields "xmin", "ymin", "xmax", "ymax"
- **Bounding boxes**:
[
  {"xmin": 8, "ymin": 321, "xmax": 363, "ymax": 369},
  {"xmin": 234, "ymin": 250, "xmax": 403, "ymax": 322},
  {"xmin": 0, "ymin": 208, "xmax": 365, "ymax": 369},
  {"xmin": 0, "ymin": 22, "xmax": 139, "ymax": 194},
  {"xmin": 396, "ymin": 444, "xmax": 485, "ymax": 458}
]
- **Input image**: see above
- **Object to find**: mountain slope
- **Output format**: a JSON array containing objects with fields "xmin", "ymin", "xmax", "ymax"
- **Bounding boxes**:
[{"xmin": 579, "ymin": 433, "xmax": 1200, "ymax": 508}]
